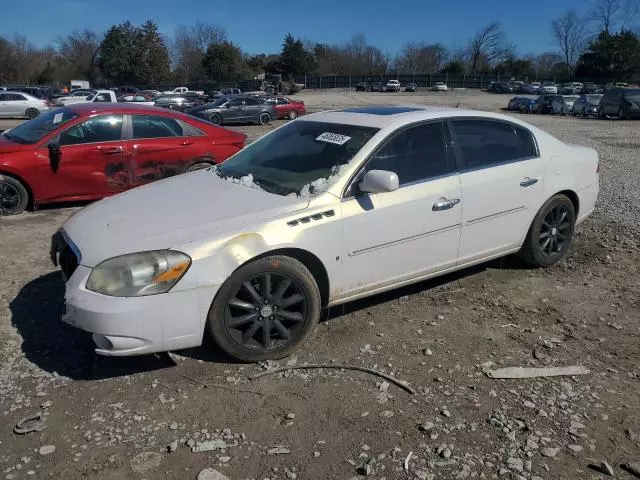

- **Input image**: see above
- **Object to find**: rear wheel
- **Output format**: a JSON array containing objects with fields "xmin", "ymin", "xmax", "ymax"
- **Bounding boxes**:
[
  {"xmin": 288, "ymin": 110, "xmax": 298, "ymax": 120},
  {"xmin": 25, "ymin": 108, "xmax": 39, "ymax": 119},
  {"xmin": 207, "ymin": 256, "xmax": 321, "ymax": 361},
  {"xmin": 209, "ymin": 112, "xmax": 222, "ymax": 125},
  {"xmin": 259, "ymin": 112, "xmax": 271, "ymax": 126},
  {"xmin": 518, "ymin": 194, "xmax": 576, "ymax": 268},
  {"xmin": 0, "ymin": 174, "xmax": 29, "ymax": 216}
]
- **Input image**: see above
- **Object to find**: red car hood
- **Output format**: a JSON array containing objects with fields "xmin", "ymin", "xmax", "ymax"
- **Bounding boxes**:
[{"xmin": 0, "ymin": 136, "xmax": 28, "ymax": 155}]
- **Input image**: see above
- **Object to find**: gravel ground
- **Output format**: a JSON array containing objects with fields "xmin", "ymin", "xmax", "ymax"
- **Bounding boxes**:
[{"xmin": 0, "ymin": 91, "xmax": 639, "ymax": 480}]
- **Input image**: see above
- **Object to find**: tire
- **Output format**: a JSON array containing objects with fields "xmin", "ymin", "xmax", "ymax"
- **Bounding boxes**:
[
  {"xmin": 187, "ymin": 161, "xmax": 213, "ymax": 172},
  {"xmin": 259, "ymin": 112, "xmax": 271, "ymax": 126},
  {"xmin": 518, "ymin": 194, "xmax": 576, "ymax": 268},
  {"xmin": 207, "ymin": 255, "xmax": 321, "ymax": 362},
  {"xmin": 25, "ymin": 108, "xmax": 39, "ymax": 119},
  {"xmin": 0, "ymin": 174, "xmax": 29, "ymax": 216},
  {"xmin": 287, "ymin": 110, "xmax": 298, "ymax": 120},
  {"xmin": 209, "ymin": 112, "xmax": 222, "ymax": 125},
  {"xmin": 617, "ymin": 107, "xmax": 630, "ymax": 120}
]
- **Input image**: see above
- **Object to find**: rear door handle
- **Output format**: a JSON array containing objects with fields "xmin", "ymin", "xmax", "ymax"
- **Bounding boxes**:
[
  {"xmin": 520, "ymin": 177, "xmax": 539, "ymax": 187},
  {"xmin": 180, "ymin": 140, "xmax": 194, "ymax": 146},
  {"xmin": 432, "ymin": 197, "xmax": 460, "ymax": 211}
]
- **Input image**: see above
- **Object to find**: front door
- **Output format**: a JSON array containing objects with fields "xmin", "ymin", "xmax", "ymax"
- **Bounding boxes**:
[
  {"xmin": 339, "ymin": 121, "xmax": 462, "ymax": 297},
  {"xmin": 450, "ymin": 118, "xmax": 544, "ymax": 264},
  {"xmin": 34, "ymin": 114, "xmax": 127, "ymax": 201},
  {"xmin": 125, "ymin": 114, "xmax": 203, "ymax": 186}
]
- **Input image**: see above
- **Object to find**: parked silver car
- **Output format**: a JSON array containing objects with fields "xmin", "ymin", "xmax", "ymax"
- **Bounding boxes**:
[
  {"xmin": 0, "ymin": 91, "xmax": 51, "ymax": 119},
  {"xmin": 186, "ymin": 96, "xmax": 277, "ymax": 125}
]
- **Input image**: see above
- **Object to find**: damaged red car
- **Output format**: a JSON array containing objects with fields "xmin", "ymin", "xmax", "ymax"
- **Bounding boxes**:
[{"xmin": 0, "ymin": 103, "xmax": 246, "ymax": 215}]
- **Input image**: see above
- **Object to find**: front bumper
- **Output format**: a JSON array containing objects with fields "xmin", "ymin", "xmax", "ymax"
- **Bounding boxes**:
[{"xmin": 60, "ymin": 265, "xmax": 217, "ymax": 356}]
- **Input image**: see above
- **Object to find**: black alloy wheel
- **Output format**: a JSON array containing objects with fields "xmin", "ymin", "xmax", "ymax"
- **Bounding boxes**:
[
  {"xmin": 538, "ymin": 204, "xmax": 572, "ymax": 258},
  {"xmin": 208, "ymin": 256, "xmax": 321, "ymax": 361},
  {"xmin": 518, "ymin": 194, "xmax": 576, "ymax": 267},
  {"xmin": 209, "ymin": 112, "xmax": 222, "ymax": 125},
  {"xmin": 0, "ymin": 175, "xmax": 28, "ymax": 216},
  {"xmin": 224, "ymin": 273, "xmax": 307, "ymax": 351}
]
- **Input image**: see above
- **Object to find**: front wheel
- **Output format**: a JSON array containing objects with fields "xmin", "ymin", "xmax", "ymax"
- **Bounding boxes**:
[
  {"xmin": 617, "ymin": 107, "xmax": 630, "ymax": 120},
  {"xmin": 25, "ymin": 108, "xmax": 40, "ymax": 119},
  {"xmin": 207, "ymin": 256, "xmax": 321, "ymax": 362},
  {"xmin": 0, "ymin": 174, "xmax": 29, "ymax": 216},
  {"xmin": 518, "ymin": 194, "xmax": 576, "ymax": 268},
  {"xmin": 259, "ymin": 112, "xmax": 271, "ymax": 125},
  {"xmin": 187, "ymin": 161, "xmax": 213, "ymax": 172}
]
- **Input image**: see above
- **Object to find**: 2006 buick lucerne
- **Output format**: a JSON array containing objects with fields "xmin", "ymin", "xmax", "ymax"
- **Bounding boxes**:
[{"xmin": 51, "ymin": 106, "xmax": 599, "ymax": 361}]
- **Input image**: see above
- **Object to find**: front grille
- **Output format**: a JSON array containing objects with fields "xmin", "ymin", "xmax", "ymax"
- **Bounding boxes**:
[{"xmin": 50, "ymin": 231, "xmax": 79, "ymax": 280}]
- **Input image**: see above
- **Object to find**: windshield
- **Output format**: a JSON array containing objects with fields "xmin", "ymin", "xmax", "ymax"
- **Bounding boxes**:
[
  {"xmin": 216, "ymin": 121, "xmax": 379, "ymax": 196},
  {"xmin": 2, "ymin": 108, "xmax": 79, "ymax": 144},
  {"xmin": 624, "ymin": 89, "xmax": 640, "ymax": 100},
  {"xmin": 587, "ymin": 95, "xmax": 603, "ymax": 104},
  {"xmin": 208, "ymin": 98, "xmax": 228, "ymax": 107}
]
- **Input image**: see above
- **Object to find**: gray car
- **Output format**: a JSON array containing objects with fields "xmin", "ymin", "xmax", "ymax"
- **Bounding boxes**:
[
  {"xmin": 186, "ymin": 96, "xmax": 277, "ymax": 126},
  {"xmin": 0, "ymin": 91, "xmax": 51, "ymax": 119}
]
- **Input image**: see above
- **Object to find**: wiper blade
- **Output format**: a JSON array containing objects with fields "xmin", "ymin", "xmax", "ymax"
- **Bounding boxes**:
[{"xmin": 252, "ymin": 177, "xmax": 296, "ymax": 196}]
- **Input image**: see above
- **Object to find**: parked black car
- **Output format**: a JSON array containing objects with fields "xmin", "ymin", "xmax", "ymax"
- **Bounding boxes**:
[
  {"xmin": 6, "ymin": 86, "xmax": 58, "ymax": 100},
  {"xmin": 489, "ymin": 82, "xmax": 514, "ymax": 93},
  {"xmin": 533, "ymin": 94, "xmax": 561, "ymax": 114},
  {"xmin": 581, "ymin": 82, "xmax": 604, "ymax": 94},
  {"xmin": 404, "ymin": 83, "xmax": 417, "ymax": 92},
  {"xmin": 154, "ymin": 93, "xmax": 205, "ymax": 112},
  {"xmin": 186, "ymin": 96, "xmax": 277, "ymax": 125},
  {"xmin": 599, "ymin": 88, "xmax": 640, "ymax": 119},
  {"xmin": 355, "ymin": 81, "xmax": 370, "ymax": 91},
  {"xmin": 370, "ymin": 82, "xmax": 384, "ymax": 92}
]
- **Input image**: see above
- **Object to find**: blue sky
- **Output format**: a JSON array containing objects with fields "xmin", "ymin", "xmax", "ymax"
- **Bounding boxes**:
[{"xmin": 1, "ymin": 0, "xmax": 585, "ymax": 56}]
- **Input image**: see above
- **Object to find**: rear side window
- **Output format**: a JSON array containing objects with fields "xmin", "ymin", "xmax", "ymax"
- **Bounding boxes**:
[
  {"xmin": 365, "ymin": 122, "xmax": 452, "ymax": 186},
  {"xmin": 155, "ymin": 96, "xmax": 170, "ymax": 104},
  {"xmin": 132, "ymin": 115, "xmax": 203, "ymax": 139},
  {"xmin": 452, "ymin": 119, "xmax": 537, "ymax": 170},
  {"xmin": 6, "ymin": 93, "xmax": 26, "ymax": 101},
  {"xmin": 59, "ymin": 115, "xmax": 123, "ymax": 145}
]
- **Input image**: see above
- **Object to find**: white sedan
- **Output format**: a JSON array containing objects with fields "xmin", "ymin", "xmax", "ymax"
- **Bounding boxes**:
[
  {"xmin": 432, "ymin": 82, "xmax": 448, "ymax": 91},
  {"xmin": 51, "ymin": 106, "xmax": 599, "ymax": 361}
]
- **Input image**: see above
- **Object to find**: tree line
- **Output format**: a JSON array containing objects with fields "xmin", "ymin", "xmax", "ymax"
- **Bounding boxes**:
[{"xmin": 0, "ymin": 0, "xmax": 638, "ymax": 87}]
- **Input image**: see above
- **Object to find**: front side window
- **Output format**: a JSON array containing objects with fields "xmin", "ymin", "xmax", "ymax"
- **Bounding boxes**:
[
  {"xmin": 216, "ymin": 120, "xmax": 379, "ymax": 196},
  {"xmin": 131, "ymin": 115, "xmax": 203, "ymax": 139},
  {"xmin": 365, "ymin": 122, "xmax": 452, "ymax": 186},
  {"xmin": 452, "ymin": 119, "xmax": 537, "ymax": 170},
  {"xmin": 59, "ymin": 115, "xmax": 123, "ymax": 146},
  {"xmin": 277, "ymin": 98, "xmax": 289, "ymax": 105}
]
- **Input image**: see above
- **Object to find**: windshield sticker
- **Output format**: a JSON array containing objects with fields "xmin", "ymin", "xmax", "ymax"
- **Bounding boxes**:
[
  {"xmin": 52, "ymin": 113, "xmax": 63, "ymax": 124},
  {"xmin": 316, "ymin": 132, "xmax": 351, "ymax": 145}
]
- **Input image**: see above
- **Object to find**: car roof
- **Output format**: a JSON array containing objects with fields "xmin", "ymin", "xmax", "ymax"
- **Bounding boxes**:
[{"xmin": 300, "ymin": 105, "xmax": 510, "ymax": 128}]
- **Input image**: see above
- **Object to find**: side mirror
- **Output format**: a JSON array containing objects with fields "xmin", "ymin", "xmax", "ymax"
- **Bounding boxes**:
[
  {"xmin": 359, "ymin": 170, "xmax": 399, "ymax": 194},
  {"xmin": 48, "ymin": 142, "xmax": 61, "ymax": 173}
]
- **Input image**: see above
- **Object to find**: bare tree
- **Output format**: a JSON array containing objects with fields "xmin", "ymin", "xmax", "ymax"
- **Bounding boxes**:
[
  {"xmin": 620, "ymin": 0, "xmax": 640, "ymax": 29},
  {"xmin": 532, "ymin": 52, "xmax": 564, "ymax": 79},
  {"xmin": 56, "ymin": 30, "xmax": 100, "ymax": 82},
  {"xmin": 467, "ymin": 22, "xmax": 512, "ymax": 73},
  {"xmin": 551, "ymin": 10, "xmax": 587, "ymax": 76},
  {"xmin": 397, "ymin": 42, "xmax": 448, "ymax": 77},
  {"xmin": 172, "ymin": 23, "xmax": 227, "ymax": 83},
  {"xmin": 589, "ymin": 0, "xmax": 622, "ymax": 32}
]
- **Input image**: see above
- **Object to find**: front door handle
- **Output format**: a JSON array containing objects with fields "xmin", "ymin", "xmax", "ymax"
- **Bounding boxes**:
[
  {"xmin": 432, "ymin": 197, "xmax": 460, "ymax": 211},
  {"xmin": 92, "ymin": 146, "xmax": 123, "ymax": 155},
  {"xmin": 520, "ymin": 177, "xmax": 538, "ymax": 187},
  {"xmin": 180, "ymin": 140, "xmax": 194, "ymax": 146}
]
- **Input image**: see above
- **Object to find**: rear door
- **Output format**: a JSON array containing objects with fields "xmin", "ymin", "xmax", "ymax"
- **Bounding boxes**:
[
  {"xmin": 35, "ymin": 114, "xmax": 127, "ymax": 200},
  {"xmin": 242, "ymin": 97, "xmax": 263, "ymax": 122},
  {"xmin": 223, "ymin": 98, "xmax": 245, "ymax": 123},
  {"xmin": 0, "ymin": 93, "xmax": 9, "ymax": 117},
  {"xmin": 450, "ymin": 118, "xmax": 543, "ymax": 264},
  {"xmin": 4, "ymin": 93, "xmax": 27, "ymax": 116},
  {"xmin": 125, "ymin": 114, "xmax": 206, "ymax": 186}
]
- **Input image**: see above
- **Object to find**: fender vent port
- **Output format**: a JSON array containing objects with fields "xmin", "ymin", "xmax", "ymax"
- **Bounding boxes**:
[{"xmin": 287, "ymin": 210, "xmax": 335, "ymax": 227}]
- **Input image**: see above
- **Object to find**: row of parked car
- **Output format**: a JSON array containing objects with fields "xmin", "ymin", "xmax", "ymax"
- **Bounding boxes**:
[
  {"xmin": 506, "ymin": 87, "xmax": 640, "ymax": 119},
  {"xmin": 355, "ymin": 80, "xmax": 449, "ymax": 92},
  {"xmin": 0, "ymin": 84, "xmax": 306, "ymax": 125}
]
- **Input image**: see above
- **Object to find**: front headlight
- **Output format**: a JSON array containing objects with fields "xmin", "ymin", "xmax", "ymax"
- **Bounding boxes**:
[{"xmin": 86, "ymin": 250, "xmax": 191, "ymax": 297}]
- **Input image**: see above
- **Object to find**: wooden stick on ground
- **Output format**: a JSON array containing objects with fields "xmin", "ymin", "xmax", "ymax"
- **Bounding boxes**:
[
  {"xmin": 249, "ymin": 364, "xmax": 415, "ymax": 394},
  {"xmin": 484, "ymin": 366, "xmax": 590, "ymax": 379}
]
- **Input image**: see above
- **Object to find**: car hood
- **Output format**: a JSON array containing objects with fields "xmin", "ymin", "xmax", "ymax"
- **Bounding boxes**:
[{"xmin": 63, "ymin": 170, "xmax": 310, "ymax": 267}]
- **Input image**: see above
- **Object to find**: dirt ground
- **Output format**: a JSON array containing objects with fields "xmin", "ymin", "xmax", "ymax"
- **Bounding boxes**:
[{"xmin": 1, "ymin": 91, "xmax": 639, "ymax": 480}]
